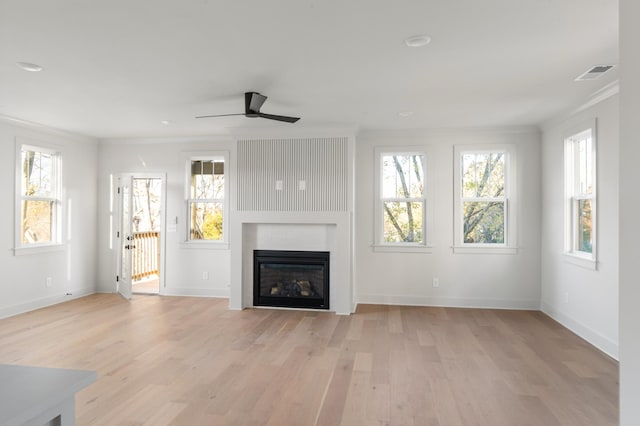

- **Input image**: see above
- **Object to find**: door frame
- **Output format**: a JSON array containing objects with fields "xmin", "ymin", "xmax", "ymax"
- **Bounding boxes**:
[{"xmin": 115, "ymin": 172, "xmax": 167, "ymax": 296}]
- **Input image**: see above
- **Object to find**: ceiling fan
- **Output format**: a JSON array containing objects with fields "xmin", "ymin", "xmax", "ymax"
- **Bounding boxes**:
[{"xmin": 196, "ymin": 92, "xmax": 300, "ymax": 123}]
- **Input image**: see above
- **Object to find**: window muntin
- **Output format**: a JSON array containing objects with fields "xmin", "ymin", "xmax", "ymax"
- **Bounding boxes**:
[
  {"xmin": 452, "ymin": 144, "xmax": 516, "ymax": 253},
  {"xmin": 565, "ymin": 127, "xmax": 596, "ymax": 258},
  {"xmin": 380, "ymin": 153, "xmax": 426, "ymax": 244},
  {"xmin": 188, "ymin": 158, "xmax": 225, "ymax": 241},
  {"xmin": 18, "ymin": 145, "xmax": 61, "ymax": 247},
  {"xmin": 460, "ymin": 152, "xmax": 507, "ymax": 245}
]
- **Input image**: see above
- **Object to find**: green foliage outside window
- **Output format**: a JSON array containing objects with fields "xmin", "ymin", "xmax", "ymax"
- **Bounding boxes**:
[
  {"xmin": 381, "ymin": 154, "xmax": 424, "ymax": 243},
  {"xmin": 461, "ymin": 153, "xmax": 505, "ymax": 244},
  {"xmin": 21, "ymin": 149, "xmax": 56, "ymax": 244},
  {"xmin": 189, "ymin": 159, "xmax": 224, "ymax": 241}
]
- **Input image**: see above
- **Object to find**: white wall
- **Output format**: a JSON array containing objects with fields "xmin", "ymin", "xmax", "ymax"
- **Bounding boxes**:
[
  {"xmin": 620, "ymin": 0, "xmax": 640, "ymax": 422},
  {"xmin": 97, "ymin": 138, "xmax": 234, "ymax": 297},
  {"xmin": 0, "ymin": 119, "xmax": 98, "ymax": 318},
  {"xmin": 355, "ymin": 128, "xmax": 541, "ymax": 309},
  {"xmin": 540, "ymin": 95, "xmax": 619, "ymax": 359}
]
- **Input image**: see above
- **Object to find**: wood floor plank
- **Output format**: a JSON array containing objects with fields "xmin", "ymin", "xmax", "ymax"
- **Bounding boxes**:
[{"xmin": 0, "ymin": 296, "xmax": 618, "ymax": 425}]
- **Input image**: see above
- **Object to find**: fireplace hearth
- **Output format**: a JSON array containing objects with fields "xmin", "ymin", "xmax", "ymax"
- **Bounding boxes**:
[{"xmin": 253, "ymin": 250, "xmax": 329, "ymax": 310}]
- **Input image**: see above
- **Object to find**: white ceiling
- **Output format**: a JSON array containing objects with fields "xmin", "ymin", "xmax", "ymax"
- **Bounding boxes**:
[{"xmin": 0, "ymin": 0, "xmax": 618, "ymax": 139}]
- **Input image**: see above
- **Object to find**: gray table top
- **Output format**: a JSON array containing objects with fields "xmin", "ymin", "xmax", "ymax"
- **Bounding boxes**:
[{"xmin": 0, "ymin": 364, "xmax": 96, "ymax": 426}]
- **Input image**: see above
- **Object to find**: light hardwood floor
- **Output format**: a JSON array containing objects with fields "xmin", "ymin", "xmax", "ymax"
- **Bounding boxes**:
[{"xmin": 0, "ymin": 294, "xmax": 618, "ymax": 425}]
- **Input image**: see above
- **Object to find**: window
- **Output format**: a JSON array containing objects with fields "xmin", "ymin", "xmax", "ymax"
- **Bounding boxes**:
[
  {"xmin": 453, "ymin": 144, "xmax": 517, "ymax": 253},
  {"xmin": 187, "ymin": 155, "xmax": 226, "ymax": 242},
  {"xmin": 374, "ymin": 148, "xmax": 431, "ymax": 251},
  {"xmin": 16, "ymin": 143, "xmax": 62, "ymax": 249},
  {"xmin": 564, "ymin": 122, "xmax": 596, "ymax": 266}
]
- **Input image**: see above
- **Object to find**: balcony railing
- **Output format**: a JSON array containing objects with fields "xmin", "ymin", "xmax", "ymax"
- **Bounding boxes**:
[{"xmin": 132, "ymin": 231, "xmax": 160, "ymax": 281}]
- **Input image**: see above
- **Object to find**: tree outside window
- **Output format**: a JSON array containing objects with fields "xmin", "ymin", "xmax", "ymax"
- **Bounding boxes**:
[
  {"xmin": 188, "ymin": 159, "xmax": 224, "ymax": 241},
  {"xmin": 19, "ymin": 146, "xmax": 60, "ymax": 245},
  {"xmin": 460, "ymin": 152, "xmax": 506, "ymax": 244},
  {"xmin": 565, "ymin": 126, "xmax": 596, "ymax": 258},
  {"xmin": 380, "ymin": 154, "xmax": 425, "ymax": 243}
]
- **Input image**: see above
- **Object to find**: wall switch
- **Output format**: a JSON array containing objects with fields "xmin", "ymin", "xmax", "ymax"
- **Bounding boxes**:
[
  {"xmin": 46, "ymin": 277, "xmax": 53, "ymax": 288},
  {"xmin": 563, "ymin": 292, "xmax": 569, "ymax": 303},
  {"xmin": 275, "ymin": 180, "xmax": 283, "ymax": 191},
  {"xmin": 432, "ymin": 278, "xmax": 439, "ymax": 288},
  {"xmin": 299, "ymin": 180, "xmax": 306, "ymax": 190},
  {"xmin": 202, "ymin": 272, "xmax": 209, "ymax": 280}
]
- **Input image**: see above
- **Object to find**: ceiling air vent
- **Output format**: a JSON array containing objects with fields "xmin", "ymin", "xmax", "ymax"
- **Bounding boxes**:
[{"xmin": 575, "ymin": 65, "xmax": 615, "ymax": 81}]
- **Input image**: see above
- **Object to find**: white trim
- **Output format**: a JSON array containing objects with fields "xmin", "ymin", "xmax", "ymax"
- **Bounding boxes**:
[
  {"xmin": 357, "ymin": 294, "xmax": 539, "ymax": 310},
  {"xmin": 372, "ymin": 244, "xmax": 434, "ymax": 253},
  {"xmin": 451, "ymin": 246, "xmax": 517, "ymax": 254},
  {"xmin": 570, "ymin": 80, "xmax": 620, "ymax": 117},
  {"xmin": 184, "ymin": 151, "xmax": 230, "ymax": 244},
  {"xmin": 562, "ymin": 253, "xmax": 598, "ymax": 270},
  {"xmin": 161, "ymin": 287, "xmax": 230, "ymax": 298},
  {"xmin": 373, "ymin": 146, "xmax": 433, "ymax": 248},
  {"xmin": 453, "ymin": 143, "xmax": 517, "ymax": 251},
  {"xmin": 13, "ymin": 244, "xmax": 65, "ymax": 256},
  {"xmin": 0, "ymin": 290, "xmax": 94, "ymax": 320},
  {"xmin": 15, "ymin": 138, "xmax": 65, "ymax": 253},
  {"xmin": 563, "ymin": 119, "xmax": 597, "ymax": 262},
  {"xmin": 541, "ymin": 301, "xmax": 618, "ymax": 360},
  {"xmin": 179, "ymin": 242, "xmax": 230, "ymax": 250}
]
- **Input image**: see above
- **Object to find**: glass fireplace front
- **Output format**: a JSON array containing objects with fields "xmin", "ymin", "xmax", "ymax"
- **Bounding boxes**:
[{"xmin": 253, "ymin": 250, "xmax": 330, "ymax": 310}]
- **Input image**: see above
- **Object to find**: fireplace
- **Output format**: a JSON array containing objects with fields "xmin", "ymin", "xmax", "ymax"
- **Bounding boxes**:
[{"xmin": 253, "ymin": 250, "xmax": 330, "ymax": 310}]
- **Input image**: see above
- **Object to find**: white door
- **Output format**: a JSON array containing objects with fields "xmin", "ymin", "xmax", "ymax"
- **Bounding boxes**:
[{"xmin": 117, "ymin": 174, "xmax": 133, "ymax": 299}]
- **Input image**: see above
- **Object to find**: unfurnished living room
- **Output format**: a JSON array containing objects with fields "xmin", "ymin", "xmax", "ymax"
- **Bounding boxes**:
[{"xmin": 1, "ymin": 1, "xmax": 639, "ymax": 425}]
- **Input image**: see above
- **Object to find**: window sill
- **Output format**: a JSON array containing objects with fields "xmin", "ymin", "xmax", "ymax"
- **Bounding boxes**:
[
  {"xmin": 563, "ymin": 252, "xmax": 597, "ymax": 270},
  {"xmin": 452, "ymin": 246, "xmax": 518, "ymax": 255},
  {"xmin": 372, "ymin": 244, "xmax": 434, "ymax": 254},
  {"xmin": 180, "ymin": 241, "xmax": 230, "ymax": 250},
  {"xmin": 13, "ymin": 244, "xmax": 65, "ymax": 256}
]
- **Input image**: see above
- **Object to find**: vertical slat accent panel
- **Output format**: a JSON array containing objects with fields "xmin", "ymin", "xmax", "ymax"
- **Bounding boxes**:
[{"xmin": 237, "ymin": 136, "xmax": 348, "ymax": 211}]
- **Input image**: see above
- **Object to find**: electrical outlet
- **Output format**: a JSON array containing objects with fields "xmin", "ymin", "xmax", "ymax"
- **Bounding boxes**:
[
  {"xmin": 46, "ymin": 277, "xmax": 53, "ymax": 288},
  {"xmin": 299, "ymin": 180, "xmax": 306, "ymax": 191},
  {"xmin": 202, "ymin": 272, "xmax": 209, "ymax": 280},
  {"xmin": 432, "ymin": 277, "xmax": 439, "ymax": 288},
  {"xmin": 563, "ymin": 292, "xmax": 569, "ymax": 303},
  {"xmin": 275, "ymin": 180, "xmax": 283, "ymax": 191}
]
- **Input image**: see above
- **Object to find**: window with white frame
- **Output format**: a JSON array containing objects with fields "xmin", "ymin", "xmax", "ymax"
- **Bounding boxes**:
[
  {"xmin": 375, "ymin": 149, "xmax": 429, "ymax": 249},
  {"xmin": 453, "ymin": 145, "xmax": 517, "ymax": 253},
  {"xmin": 564, "ymin": 123, "xmax": 596, "ymax": 262},
  {"xmin": 187, "ymin": 156, "xmax": 226, "ymax": 242},
  {"xmin": 16, "ymin": 144, "xmax": 62, "ymax": 248}
]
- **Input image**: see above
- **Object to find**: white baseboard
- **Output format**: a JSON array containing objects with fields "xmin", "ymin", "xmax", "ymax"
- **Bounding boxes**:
[
  {"xmin": 0, "ymin": 289, "xmax": 95, "ymax": 320},
  {"xmin": 541, "ymin": 301, "xmax": 618, "ymax": 360},
  {"xmin": 160, "ymin": 287, "xmax": 230, "ymax": 298},
  {"xmin": 356, "ymin": 294, "xmax": 540, "ymax": 310}
]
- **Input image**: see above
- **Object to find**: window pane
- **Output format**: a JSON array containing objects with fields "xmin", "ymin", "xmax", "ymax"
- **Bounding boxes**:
[
  {"xmin": 577, "ymin": 136, "xmax": 593, "ymax": 195},
  {"xmin": 461, "ymin": 153, "xmax": 505, "ymax": 198},
  {"xmin": 383, "ymin": 201, "xmax": 423, "ymax": 243},
  {"xmin": 21, "ymin": 200, "xmax": 53, "ymax": 243},
  {"xmin": 22, "ymin": 150, "xmax": 53, "ymax": 197},
  {"xmin": 189, "ymin": 202, "xmax": 223, "ymax": 240},
  {"xmin": 381, "ymin": 155, "xmax": 423, "ymax": 198},
  {"xmin": 577, "ymin": 199, "xmax": 593, "ymax": 253},
  {"xmin": 463, "ymin": 201, "xmax": 504, "ymax": 244},
  {"xmin": 191, "ymin": 160, "xmax": 224, "ymax": 199}
]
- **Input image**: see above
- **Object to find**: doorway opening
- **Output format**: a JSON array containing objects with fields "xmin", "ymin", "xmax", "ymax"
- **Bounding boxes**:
[{"xmin": 130, "ymin": 178, "xmax": 162, "ymax": 295}]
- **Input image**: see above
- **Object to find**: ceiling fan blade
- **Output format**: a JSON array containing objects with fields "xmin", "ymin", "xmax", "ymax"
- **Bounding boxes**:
[
  {"xmin": 245, "ymin": 92, "xmax": 267, "ymax": 116},
  {"xmin": 195, "ymin": 113, "xmax": 245, "ymax": 119},
  {"xmin": 257, "ymin": 112, "xmax": 300, "ymax": 123}
]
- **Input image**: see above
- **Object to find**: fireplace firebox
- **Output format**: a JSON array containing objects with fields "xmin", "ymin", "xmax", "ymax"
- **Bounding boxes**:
[{"xmin": 253, "ymin": 250, "xmax": 329, "ymax": 310}]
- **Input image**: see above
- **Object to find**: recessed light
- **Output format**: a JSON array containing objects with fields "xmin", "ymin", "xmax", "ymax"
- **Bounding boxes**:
[
  {"xmin": 16, "ymin": 62, "xmax": 43, "ymax": 72},
  {"xmin": 399, "ymin": 111, "xmax": 414, "ymax": 117},
  {"xmin": 404, "ymin": 35, "xmax": 431, "ymax": 48},
  {"xmin": 160, "ymin": 120, "xmax": 171, "ymax": 125}
]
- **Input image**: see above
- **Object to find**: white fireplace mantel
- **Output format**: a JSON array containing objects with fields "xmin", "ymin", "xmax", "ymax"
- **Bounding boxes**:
[{"xmin": 229, "ymin": 211, "xmax": 353, "ymax": 314}]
